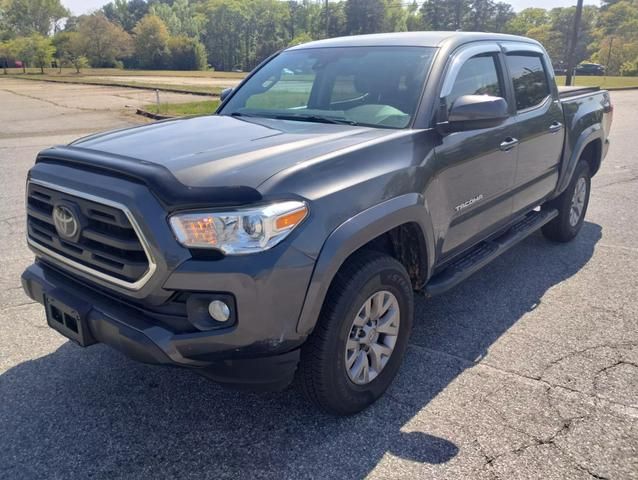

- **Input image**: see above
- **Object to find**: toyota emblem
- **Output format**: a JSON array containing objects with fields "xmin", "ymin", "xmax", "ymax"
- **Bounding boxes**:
[{"xmin": 53, "ymin": 205, "xmax": 79, "ymax": 240}]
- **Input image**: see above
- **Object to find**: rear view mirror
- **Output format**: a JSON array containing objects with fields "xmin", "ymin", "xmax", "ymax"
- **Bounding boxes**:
[
  {"xmin": 444, "ymin": 95, "xmax": 509, "ymax": 132},
  {"xmin": 220, "ymin": 88, "xmax": 233, "ymax": 102}
]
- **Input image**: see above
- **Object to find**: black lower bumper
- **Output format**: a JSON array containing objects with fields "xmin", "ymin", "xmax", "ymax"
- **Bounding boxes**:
[{"xmin": 21, "ymin": 263, "xmax": 300, "ymax": 390}]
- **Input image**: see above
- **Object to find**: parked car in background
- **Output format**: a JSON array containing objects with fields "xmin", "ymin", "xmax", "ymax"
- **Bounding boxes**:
[
  {"xmin": 575, "ymin": 63, "xmax": 606, "ymax": 76},
  {"xmin": 553, "ymin": 63, "xmax": 567, "ymax": 75},
  {"xmin": 22, "ymin": 32, "xmax": 613, "ymax": 415}
]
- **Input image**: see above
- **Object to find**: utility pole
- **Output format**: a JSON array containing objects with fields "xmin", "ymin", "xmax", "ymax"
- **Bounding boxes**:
[
  {"xmin": 325, "ymin": 0, "xmax": 329, "ymax": 38},
  {"xmin": 606, "ymin": 36, "xmax": 615, "ymax": 74},
  {"xmin": 565, "ymin": 0, "xmax": 584, "ymax": 86}
]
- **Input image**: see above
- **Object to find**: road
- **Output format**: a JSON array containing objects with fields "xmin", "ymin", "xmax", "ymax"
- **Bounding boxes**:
[{"xmin": 1, "ymin": 78, "xmax": 636, "ymax": 480}]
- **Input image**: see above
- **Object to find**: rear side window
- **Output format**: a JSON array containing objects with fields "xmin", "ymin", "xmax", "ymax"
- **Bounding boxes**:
[
  {"xmin": 506, "ymin": 53, "xmax": 550, "ymax": 111},
  {"xmin": 448, "ymin": 54, "xmax": 503, "ymax": 110}
]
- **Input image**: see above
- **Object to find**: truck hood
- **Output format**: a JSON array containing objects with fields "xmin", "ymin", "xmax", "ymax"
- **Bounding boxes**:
[{"xmin": 71, "ymin": 115, "xmax": 396, "ymax": 189}]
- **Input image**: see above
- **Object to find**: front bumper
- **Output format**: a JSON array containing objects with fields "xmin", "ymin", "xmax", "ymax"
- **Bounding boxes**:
[{"xmin": 22, "ymin": 262, "xmax": 301, "ymax": 390}]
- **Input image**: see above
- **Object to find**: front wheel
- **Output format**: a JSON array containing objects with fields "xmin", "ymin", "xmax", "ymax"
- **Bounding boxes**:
[
  {"xmin": 542, "ymin": 160, "xmax": 591, "ymax": 242},
  {"xmin": 298, "ymin": 250, "xmax": 413, "ymax": 415}
]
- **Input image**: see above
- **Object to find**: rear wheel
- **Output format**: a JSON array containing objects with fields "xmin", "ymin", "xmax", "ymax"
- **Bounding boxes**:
[
  {"xmin": 298, "ymin": 250, "xmax": 413, "ymax": 415},
  {"xmin": 542, "ymin": 160, "xmax": 591, "ymax": 242}
]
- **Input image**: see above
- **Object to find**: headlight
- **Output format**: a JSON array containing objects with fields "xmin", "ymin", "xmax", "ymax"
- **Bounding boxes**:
[{"xmin": 169, "ymin": 201, "xmax": 308, "ymax": 254}]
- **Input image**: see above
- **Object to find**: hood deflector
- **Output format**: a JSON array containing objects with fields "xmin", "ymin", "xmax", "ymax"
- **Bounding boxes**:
[{"xmin": 36, "ymin": 146, "xmax": 262, "ymax": 210}]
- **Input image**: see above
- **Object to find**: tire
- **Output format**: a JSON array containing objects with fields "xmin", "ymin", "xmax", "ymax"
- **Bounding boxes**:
[
  {"xmin": 298, "ymin": 250, "xmax": 414, "ymax": 415},
  {"xmin": 542, "ymin": 160, "xmax": 591, "ymax": 243}
]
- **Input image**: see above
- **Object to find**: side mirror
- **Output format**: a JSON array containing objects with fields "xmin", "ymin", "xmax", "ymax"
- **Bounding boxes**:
[
  {"xmin": 220, "ymin": 87, "xmax": 233, "ymax": 102},
  {"xmin": 444, "ymin": 95, "xmax": 509, "ymax": 132}
]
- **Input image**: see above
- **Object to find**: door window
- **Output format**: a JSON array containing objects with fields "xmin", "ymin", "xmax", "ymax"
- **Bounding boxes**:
[
  {"xmin": 505, "ymin": 53, "xmax": 550, "ymax": 111},
  {"xmin": 448, "ymin": 54, "xmax": 503, "ymax": 110}
]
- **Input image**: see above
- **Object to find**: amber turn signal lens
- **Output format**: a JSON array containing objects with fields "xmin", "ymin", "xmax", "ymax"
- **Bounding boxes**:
[
  {"xmin": 275, "ymin": 207, "xmax": 308, "ymax": 230},
  {"xmin": 169, "ymin": 200, "xmax": 308, "ymax": 254},
  {"xmin": 179, "ymin": 217, "xmax": 217, "ymax": 246}
]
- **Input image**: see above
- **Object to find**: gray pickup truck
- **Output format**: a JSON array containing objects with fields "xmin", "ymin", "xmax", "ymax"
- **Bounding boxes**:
[{"xmin": 22, "ymin": 32, "xmax": 612, "ymax": 415}]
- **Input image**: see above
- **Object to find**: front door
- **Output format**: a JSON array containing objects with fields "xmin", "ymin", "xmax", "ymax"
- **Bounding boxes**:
[{"xmin": 434, "ymin": 47, "xmax": 518, "ymax": 258}]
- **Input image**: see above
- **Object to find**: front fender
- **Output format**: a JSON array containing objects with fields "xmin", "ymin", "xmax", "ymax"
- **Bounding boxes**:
[{"xmin": 296, "ymin": 193, "xmax": 435, "ymax": 336}]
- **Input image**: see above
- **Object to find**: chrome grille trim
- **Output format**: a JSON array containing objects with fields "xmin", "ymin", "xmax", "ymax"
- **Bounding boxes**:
[{"xmin": 26, "ymin": 179, "xmax": 157, "ymax": 291}]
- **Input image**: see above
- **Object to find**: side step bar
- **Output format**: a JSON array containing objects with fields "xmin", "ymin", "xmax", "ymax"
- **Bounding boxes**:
[{"xmin": 424, "ymin": 209, "xmax": 558, "ymax": 297}]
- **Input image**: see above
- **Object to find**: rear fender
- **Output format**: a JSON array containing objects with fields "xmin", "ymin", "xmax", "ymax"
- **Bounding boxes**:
[{"xmin": 555, "ymin": 124, "xmax": 602, "ymax": 196}]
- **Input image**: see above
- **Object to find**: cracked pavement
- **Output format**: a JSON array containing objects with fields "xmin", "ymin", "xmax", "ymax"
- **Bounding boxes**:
[{"xmin": 1, "ymin": 78, "xmax": 637, "ymax": 479}]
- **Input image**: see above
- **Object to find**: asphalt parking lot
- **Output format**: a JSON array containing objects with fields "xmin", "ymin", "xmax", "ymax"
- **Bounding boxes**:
[{"xmin": 1, "ymin": 78, "xmax": 636, "ymax": 479}]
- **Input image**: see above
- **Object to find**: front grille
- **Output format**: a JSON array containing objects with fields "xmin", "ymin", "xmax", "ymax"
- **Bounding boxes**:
[{"xmin": 26, "ymin": 182, "xmax": 152, "ymax": 287}]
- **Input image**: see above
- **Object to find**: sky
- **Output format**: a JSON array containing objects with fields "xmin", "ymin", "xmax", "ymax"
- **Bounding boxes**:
[{"xmin": 61, "ymin": 0, "xmax": 601, "ymax": 17}]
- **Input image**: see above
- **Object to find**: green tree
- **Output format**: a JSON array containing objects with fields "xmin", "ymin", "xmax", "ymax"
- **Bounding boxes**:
[
  {"xmin": 467, "ymin": 0, "xmax": 496, "ymax": 31},
  {"xmin": 5, "ymin": 0, "xmax": 68, "ymax": 36},
  {"xmin": 167, "ymin": 35, "xmax": 207, "ymax": 70},
  {"xmin": 11, "ymin": 36, "xmax": 31, "ymax": 71},
  {"xmin": 77, "ymin": 13, "xmax": 132, "ymax": 67},
  {"xmin": 10, "ymin": 34, "xmax": 53, "ymax": 72},
  {"xmin": 102, "ymin": 0, "xmax": 149, "ymax": 32},
  {"xmin": 325, "ymin": 1, "xmax": 347, "ymax": 38},
  {"xmin": 489, "ymin": 2, "xmax": 515, "ymax": 32},
  {"xmin": 525, "ymin": 25, "xmax": 562, "ymax": 62},
  {"xmin": 592, "ymin": 35, "xmax": 638, "ymax": 74},
  {"xmin": 29, "ymin": 33, "xmax": 54, "ymax": 72},
  {"xmin": 0, "ymin": 3, "xmax": 11, "ymax": 40},
  {"xmin": 420, "ymin": 0, "xmax": 469, "ymax": 30},
  {"xmin": 505, "ymin": 8, "xmax": 549, "ymax": 35},
  {"xmin": 590, "ymin": 0, "xmax": 638, "ymax": 73},
  {"xmin": 132, "ymin": 14, "xmax": 170, "ymax": 69},
  {"xmin": 382, "ymin": 0, "xmax": 407, "ymax": 32},
  {"xmin": 202, "ymin": 0, "xmax": 248, "ymax": 71},
  {"xmin": 51, "ymin": 29, "xmax": 69, "ymax": 70},
  {"xmin": 406, "ymin": 1, "xmax": 421, "ymax": 31},
  {"xmin": 251, "ymin": 0, "xmax": 291, "ymax": 63},
  {"xmin": 150, "ymin": 0, "xmax": 203, "ymax": 38},
  {"xmin": 0, "ymin": 39, "xmax": 13, "ymax": 73},
  {"xmin": 52, "ymin": 30, "xmax": 90, "ymax": 72},
  {"xmin": 345, "ymin": 0, "xmax": 386, "ymax": 34},
  {"xmin": 288, "ymin": 32, "xmax": 312, "ymax": 47},
  {"xmin": 150, "ymin": 2, "xmax": 180, "ymax": 35},
  {"xmin": 7, "ymin": 36, "xmax": 26, "ymax": 71},
  {"xmin": 420, "ymin": 0, "xmax": 447, "ymax": 29},
  {"xmin": 548, "ymin": 6, "xmax": 598, "ymax": 66}
]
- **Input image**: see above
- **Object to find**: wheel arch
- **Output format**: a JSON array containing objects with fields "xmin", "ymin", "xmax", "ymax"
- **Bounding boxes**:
[
  {"xmin": 296, "ymin": 193, "xmax": 434, "ymax": 336},
  {"xmin": 556, "ymin": 124, "xmax": 603, "ymax": 196}
]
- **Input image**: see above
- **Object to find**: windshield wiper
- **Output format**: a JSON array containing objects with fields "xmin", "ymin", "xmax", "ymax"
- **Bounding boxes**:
[
  {"xmin": 229, "ymin": 111, "xmax": 359, "ymax": 126},
  {"xmin": 270, "ymin": 113, "xmax": 358, "ymax": 125},
  {"xmin": 230, "ymin": 112, "xmax": 261, "ymax": 118}
]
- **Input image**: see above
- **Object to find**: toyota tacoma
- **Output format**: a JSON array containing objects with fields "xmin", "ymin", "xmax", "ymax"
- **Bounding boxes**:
[{"xmin": 22, "ymin": 32, "xmax": 613, "ymax": 415}]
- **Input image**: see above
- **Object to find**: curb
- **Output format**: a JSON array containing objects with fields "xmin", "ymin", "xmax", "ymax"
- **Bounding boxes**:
[
  {"xmin": 135, "ymin": 108, "xmax": 174, "ymax": 120},
  {"xmin": 3, "ymin": 74, "xmax": 220, "ymax": 97}
]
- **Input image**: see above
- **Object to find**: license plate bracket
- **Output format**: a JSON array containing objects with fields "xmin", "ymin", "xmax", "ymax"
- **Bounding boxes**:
[{"xmin": 45, "ymin": 294, "xmax": 96, "ymax": 347}]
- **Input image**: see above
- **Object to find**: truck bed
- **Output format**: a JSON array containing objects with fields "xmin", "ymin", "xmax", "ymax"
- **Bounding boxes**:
[{"xmin": 558, "ymin": 85, "xmax": 600, "ymax": 99}]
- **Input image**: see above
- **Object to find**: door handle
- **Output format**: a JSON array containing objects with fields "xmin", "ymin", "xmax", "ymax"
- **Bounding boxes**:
[
  {"xmin": 549, "ymin": 121, "xmax": 563, "ymax": 133},
  {"xmin": 499, "ymin": 137, "xmax": 519, "ymax": 152}
]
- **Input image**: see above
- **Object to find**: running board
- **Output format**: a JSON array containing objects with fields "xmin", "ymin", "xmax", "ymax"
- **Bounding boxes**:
[{"xmin": 424, "ymin": 209, "xmax": 558, "ymax": 297}]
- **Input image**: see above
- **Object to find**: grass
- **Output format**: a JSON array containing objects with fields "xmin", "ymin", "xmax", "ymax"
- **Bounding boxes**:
[
  {"xmin": 2, "ymin": 67, "xmax": 245, "ymax": 95},
  {"xmin": 5, "ymin": 74, "xmax": 221, "ymax": 95},
  {"xmin": 143, "ymin": 99, "xmax": 220, "ymax": 116},
  {"xmin": 555, "ymin": 75, "xmax": 638, "ymax": 89},
  {"xmin": 2, "ymin": 67, "xmax": 246, "ymax": 78}
]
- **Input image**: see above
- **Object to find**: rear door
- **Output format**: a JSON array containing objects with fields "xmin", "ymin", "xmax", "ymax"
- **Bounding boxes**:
[
  {"xmin": 501, "ymin": 44, "xmax": 565, "ymax": 213},
  {"xmin": 433, "ymin": 44, "xmax": 518, "ymax": 258}
]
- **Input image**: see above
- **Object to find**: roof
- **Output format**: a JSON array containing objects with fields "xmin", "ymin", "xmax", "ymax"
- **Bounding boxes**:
[{"xmin": 287, "ymin": 31, "xmax": 541, "ymax": 51}]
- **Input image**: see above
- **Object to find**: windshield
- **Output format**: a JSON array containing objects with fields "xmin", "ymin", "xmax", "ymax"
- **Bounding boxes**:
[{"xmin": 220, "ymin": 46, "xmax": 436, "ymax": 129}]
